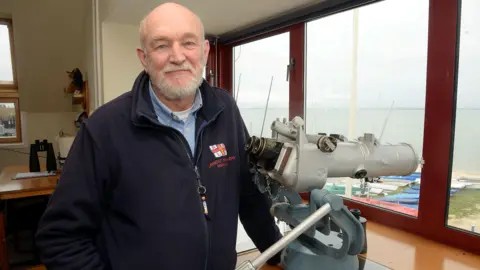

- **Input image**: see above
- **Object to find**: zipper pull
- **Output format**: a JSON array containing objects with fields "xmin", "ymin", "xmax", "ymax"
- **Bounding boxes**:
[
  {"xmin": 195, "ymin": 166, "xmax": 210, "ymax": 220},
  {"xmin": 194, "ymin": 166, "xmax": 201, "ymax": 180},
  {"xmin": 199, "ymin": 188, "xmax": 210, "ymax": 219}
]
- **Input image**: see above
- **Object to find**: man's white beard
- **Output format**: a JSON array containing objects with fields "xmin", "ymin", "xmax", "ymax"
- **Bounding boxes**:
[{"xmin": 150, "ymin": 63, "xmax": 204, "ymax": 101}]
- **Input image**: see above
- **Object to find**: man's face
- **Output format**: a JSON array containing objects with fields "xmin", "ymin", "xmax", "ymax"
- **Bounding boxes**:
[{"xmin": 139, "ymin": 16, "xmax": 209, "ymax": 100}]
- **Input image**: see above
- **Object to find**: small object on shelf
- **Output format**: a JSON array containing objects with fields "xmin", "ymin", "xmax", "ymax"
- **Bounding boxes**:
[
  {"xmin": 63, "ymin": 68, "xmax": 90, "ymax": 115},
  {"xmin": 64, "ymin": 68, "xmax": 84, "ymax": 94}
]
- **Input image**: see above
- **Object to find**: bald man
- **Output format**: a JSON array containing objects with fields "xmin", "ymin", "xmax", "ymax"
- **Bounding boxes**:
[{"xmin": 35, "ymin": 3, "xmax": 282, "ymax": 270}]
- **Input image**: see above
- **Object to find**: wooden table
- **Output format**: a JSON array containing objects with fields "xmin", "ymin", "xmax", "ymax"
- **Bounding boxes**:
[
  {"xmin": 0, "ymin": 166, "xmax": 59, "ymax": 270},
  {"xmin": 0, "ymin": 166, "xmax": 59, "ymax": 200}
]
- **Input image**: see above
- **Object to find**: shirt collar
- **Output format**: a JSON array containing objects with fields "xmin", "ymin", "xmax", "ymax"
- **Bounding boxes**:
[{"xmin": 148, "ymin": 80, "xmax": 203, "ymax": 122}]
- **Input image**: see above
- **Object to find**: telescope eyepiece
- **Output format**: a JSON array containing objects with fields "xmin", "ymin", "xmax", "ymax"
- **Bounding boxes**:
[
  {"xmin": 245, "ymin": 136, "xmax": 258, "ymax": 153},
  {"xmin": 245, "ymin": 136, "xmax": 284, "ymax": 170}
]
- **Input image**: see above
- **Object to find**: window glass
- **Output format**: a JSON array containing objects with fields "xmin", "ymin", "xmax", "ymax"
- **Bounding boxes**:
[
  {"xmin": 0, "ymin": 23, "xmax": 14, "ymax": 84},
  {"xmin": 305, "ymin": 0, "xmax": 429, "ymax": 216},
  {"xmin": 0, "ymin": 102, "xmax": 17, "ymax": 139},
  {"xmin": 233, "ymin": 33, "xmax": 290, "ymax": 253},
  {"xmin": 233, "ymin": 33, "xmax": 290, "ymax": 137},
  {"xmin": 447, "ymin": 0, "xmax": 480, "ymax": 235}
]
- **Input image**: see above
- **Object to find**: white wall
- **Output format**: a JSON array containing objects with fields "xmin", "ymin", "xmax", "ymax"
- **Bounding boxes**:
[
  {"xmin": 0, "ymin": 0, "xmax": 90, "ymax": 170},
  {"xmin": 101, "ymin": 22, "xmax": 143, "ymax": 103},
  {"xmin": 100, "ymin": 0, "xmax": 120, "ymax": 22}
]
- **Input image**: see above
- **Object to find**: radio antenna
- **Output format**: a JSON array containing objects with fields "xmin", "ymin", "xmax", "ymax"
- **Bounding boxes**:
[
  {"xmin": 379, "ymin": 100, "xmax": 395, "ymax": 142},
  {"xmin": 261, "ymin": 76, "xmax": 274, "ymax": 137},
  {"xmin": 235, "ymin": 73, "xmax": 242, "ymax": 103}
]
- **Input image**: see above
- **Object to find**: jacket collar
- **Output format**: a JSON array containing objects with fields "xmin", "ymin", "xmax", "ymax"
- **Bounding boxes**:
[{"xmin": 130, "ymin": 70, "xmax": 225, "ymax": 128}]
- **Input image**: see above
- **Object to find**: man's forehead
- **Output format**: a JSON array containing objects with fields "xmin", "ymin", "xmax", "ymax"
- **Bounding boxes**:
[
  {"xmin": 149, "ymin": 27, "xmax": 200, "ymax": 39},
  {"xmin": 150, "ymin": 31, "xmax": 200, "ymax": 42},
  {"xmin": 145, "ymin": 19, "xmax": 202, "ymax": 40}
]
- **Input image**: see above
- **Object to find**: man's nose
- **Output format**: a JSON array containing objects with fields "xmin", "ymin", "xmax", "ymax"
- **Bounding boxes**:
[{"xmin": 169, "ymin": 43, "xmax": 186, "ymax": 64}]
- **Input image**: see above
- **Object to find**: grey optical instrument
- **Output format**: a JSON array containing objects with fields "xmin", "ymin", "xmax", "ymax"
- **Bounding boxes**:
[{"xmin": 236, "ymin": 116, "xmax": 420, "ymax": 270}]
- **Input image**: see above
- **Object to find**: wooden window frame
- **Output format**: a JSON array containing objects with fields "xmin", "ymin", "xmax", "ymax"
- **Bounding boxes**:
[
  {"xmin": 0, "ymin": 18, "xmax": 22, "ymax": 144},
  {"xmin": 217, "ymin": 0, "xmax": 479, "ymax": 256}
]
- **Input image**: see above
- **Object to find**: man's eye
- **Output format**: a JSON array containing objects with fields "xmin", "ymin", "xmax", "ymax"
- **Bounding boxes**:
[
  {"xmin": 156, "ymin": 44, "xmax": 168, "ymax": 49},
  {"xmin": 184, "ymin": 42, "xmax": 195, "ymax": 46}
]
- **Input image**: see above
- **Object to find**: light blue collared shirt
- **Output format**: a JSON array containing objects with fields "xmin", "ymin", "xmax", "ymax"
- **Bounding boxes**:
[{"xmin": 148, "ymin": 81, "xmax": 203, "ymax": 155}]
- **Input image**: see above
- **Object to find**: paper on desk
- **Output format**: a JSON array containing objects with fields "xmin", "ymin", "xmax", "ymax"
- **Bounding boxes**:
[{"xmin": 12, "ymin": 171, "xmax": 57, "ymax": 180}]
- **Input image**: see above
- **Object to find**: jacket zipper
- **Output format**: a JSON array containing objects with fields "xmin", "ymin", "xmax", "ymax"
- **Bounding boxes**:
[
  {"xmin": 171, "ymin": 109, "xmax": 223, "ymax": 270},
  {"xmin": 172, "ymin": 126, "xmax": 209, "ymax": 219},
  {"xmin": 173, "ymin": 129, "xmax": 210, "ymax": 270},
  {"xmin": 136, "ymin": 105, "xmax": 223, "ymax": 269},
  {"xmin": 193, "ymin": 129, "xmax": 209, "ymax": 219}
]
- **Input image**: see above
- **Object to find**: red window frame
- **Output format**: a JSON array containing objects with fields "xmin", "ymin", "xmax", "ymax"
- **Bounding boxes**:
[
  {"xmin": 216, "ymin": 24, "xmax": 304, "ymax": 108},
  {"xmin": 205, "ymin": 38, "xmax": 217, "ymax": 86},
  {"xmin": 215, "ymin": 0, "xmax": 479, "ymax": 255}
]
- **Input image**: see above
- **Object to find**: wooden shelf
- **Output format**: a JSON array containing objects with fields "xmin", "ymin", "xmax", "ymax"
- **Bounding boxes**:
[{"xmin": 68, "ymin": 80, "xmax": 89, "ymax": 114}]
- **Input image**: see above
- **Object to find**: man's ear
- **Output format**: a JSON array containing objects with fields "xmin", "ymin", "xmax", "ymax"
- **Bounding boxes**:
[
  {"xmin": 203, "ymin": 39, "xmax": 210, "ymax": 63},
  {"xmin": 136, "ymin": 47, "xmax": 148, "ymax": 69}
]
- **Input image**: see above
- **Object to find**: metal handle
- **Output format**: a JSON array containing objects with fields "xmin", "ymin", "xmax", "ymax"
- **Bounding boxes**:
[
  {"xmin": 236, "ymin": 203, "xmax": 332, "ymax": 270},
  {"xmin": 286, "ymin": 57, "xmax": 295, "ymax": 81}
]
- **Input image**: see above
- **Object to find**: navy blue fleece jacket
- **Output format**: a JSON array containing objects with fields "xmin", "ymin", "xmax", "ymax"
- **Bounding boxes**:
[{"xmin": 35, "ymin": 71, "xmax": 283, "ymax": 269}]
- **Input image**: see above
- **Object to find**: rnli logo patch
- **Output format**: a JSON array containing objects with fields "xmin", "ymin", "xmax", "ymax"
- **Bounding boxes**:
[{"xmin": 209, "ymin": 143, "xmax": 227, "ymax": 158}]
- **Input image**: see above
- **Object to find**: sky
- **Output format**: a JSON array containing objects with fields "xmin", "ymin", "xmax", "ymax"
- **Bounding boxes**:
[
  {"xmin": 233, "ymin": 0, "xmax": 480, "ymax": 109},
  {"xmin": 0, "ymin": 24, "xmax": 13, "ymax": 83}
]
